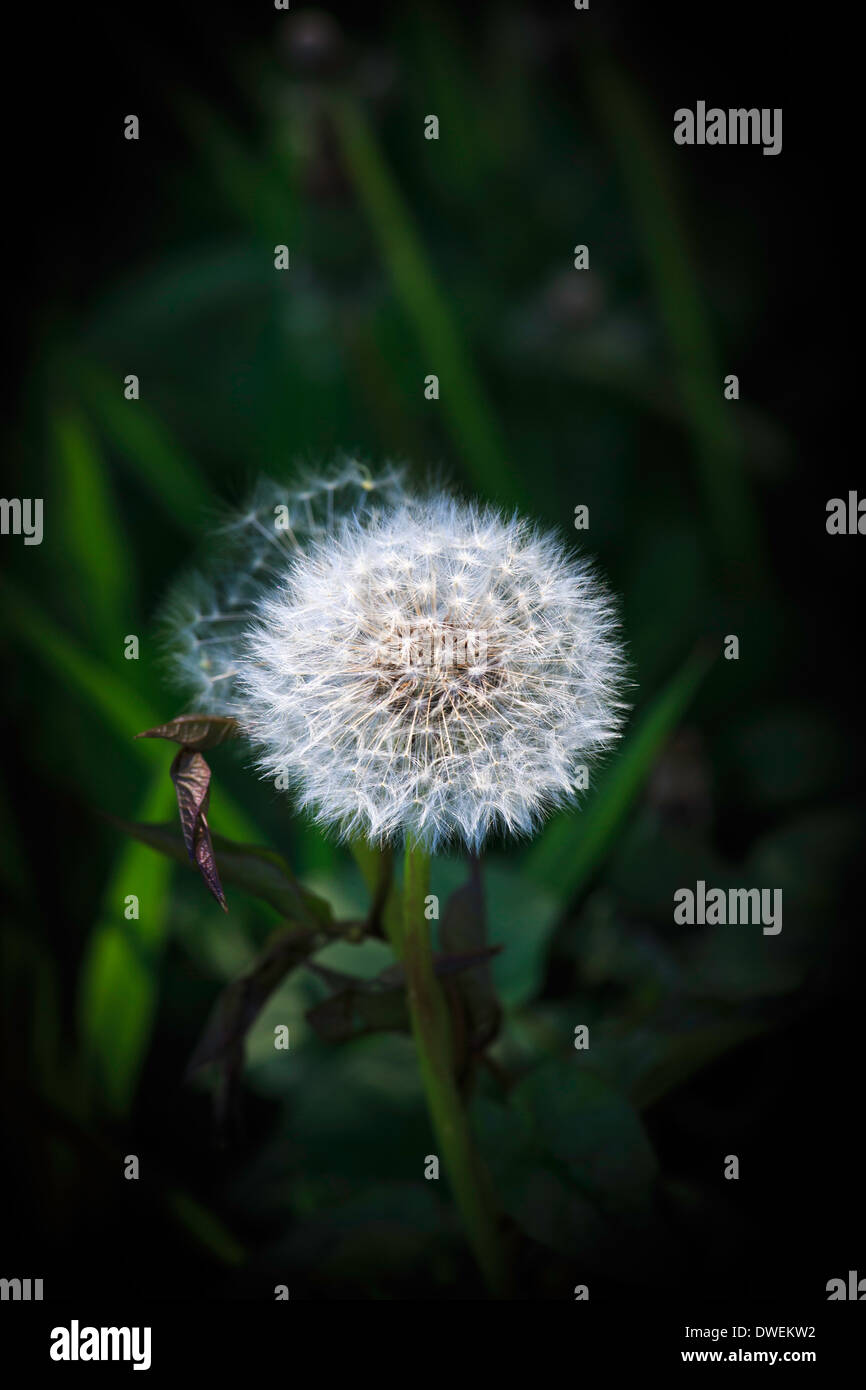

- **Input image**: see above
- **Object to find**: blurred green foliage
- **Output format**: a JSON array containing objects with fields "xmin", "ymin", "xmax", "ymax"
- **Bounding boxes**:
[{"xmin": 1, "ymin": 6, "xmax": 859, "ymax": 1300}]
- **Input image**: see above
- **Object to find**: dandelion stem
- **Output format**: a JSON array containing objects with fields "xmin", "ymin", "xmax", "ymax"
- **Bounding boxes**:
[{"xmin": 392, "ymin": 839, "xmax": 510, "ymax": 1296}]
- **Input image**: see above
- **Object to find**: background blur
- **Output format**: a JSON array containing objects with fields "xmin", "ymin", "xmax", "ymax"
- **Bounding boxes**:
[{"xmin": 2, "ymin": 1, "xmax": 862, "ymax": 1301}]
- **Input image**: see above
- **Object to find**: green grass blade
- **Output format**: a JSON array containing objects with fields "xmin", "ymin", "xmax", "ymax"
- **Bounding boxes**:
[
  {"xmin": 1, "ymin": 584, "xmax": 261, "ymax": 845},
  {"xmin": 3, "ymin": 580, "xmax": 156, "ymax": 735},
  {"xmin": 525, "ymin": 646, "xmax": 713, "ymax": 900},
  {"xmin": 52, "ymin": 410, "xmax": 132, "ymax": 638},
  {"xmin": 75, "ymin": 362, "xmax": 212, "ymax": 528},
  {"xmin": 328, "ymin": 94, "xmax": 525, "ymax": 507},
  {"xmin": 164, "ymin": 1189, "xmax": 245, "ymax": 1266},
  {"xmin": 176, "ymin": 93, "xmax": 298, "ymax": 245},
  {"xmin": 77, "ymin": 772, "xmax": 178, "ymax": 1115},
  {"xmin": 395, "ymin": 6, "xmax": 499, "ymax": 197},
  {"xmin": 586, "ymin": 59, "xmax": 767, "ymax": 590}
]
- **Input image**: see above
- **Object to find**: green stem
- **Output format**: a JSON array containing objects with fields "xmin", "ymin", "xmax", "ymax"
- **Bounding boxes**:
[{"xmin": 391, "ymin": 840, "xmax": 510, "ymax": 1296}]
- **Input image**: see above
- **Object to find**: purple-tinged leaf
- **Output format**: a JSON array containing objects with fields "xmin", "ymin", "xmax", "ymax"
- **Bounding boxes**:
[
  {"xmin": 193, "ymin": 808, "xmax": 228, "ymax": 912},
  {"xmin": 306, "ymin": 983, "xmax": 409, "ymax": 1042},
  {"xmin": 170, "ymin": 748, "xmax": 211, "ymax": 860},
  {"xmin": 304, "ymin": 945, "xmax": 501, "ymax": 1043},
  {"xmin": 187, "ymin": 925, "xmax": 321, "ymax": 1075},
  {"xmin": 135, "ymin": 714, "xmax": 241, "ymax": 750},
  {"xmin": 441, "ymin": 861, "xmax": 502, "ymax": 1054},
  {"xmin": 168, "ymin": 748, "xmax": 227, "ymax": 910}
]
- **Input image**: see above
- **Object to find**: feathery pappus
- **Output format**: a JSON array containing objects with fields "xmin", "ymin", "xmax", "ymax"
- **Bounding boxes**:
[{"xmin": 162, "ymin": 461, "xmax": 628, "ymax": 851}]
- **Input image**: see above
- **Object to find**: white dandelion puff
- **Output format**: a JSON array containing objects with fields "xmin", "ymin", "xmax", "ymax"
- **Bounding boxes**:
[
  {"xmin": 160, "ymin": 458, "xmax": 409, "ymax": 714},
  {"xmin": 234, "ymin": 490, "xmax": 628, "ymax": 851}
]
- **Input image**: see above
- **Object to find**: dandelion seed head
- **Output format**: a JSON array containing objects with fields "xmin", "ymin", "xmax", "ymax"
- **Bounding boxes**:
[
  {"xmin": 236, "ymin": 493, "xmax": 627, "ymax": 851},
  {"xmin": 159, "ymin": 459, "xmax": 408, "ymax": 714}
]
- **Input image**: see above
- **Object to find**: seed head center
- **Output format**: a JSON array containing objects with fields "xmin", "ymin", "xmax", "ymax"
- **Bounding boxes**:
[{"xmin": 368, "ymin": 612, "xmax": 497, "ymax": 720}]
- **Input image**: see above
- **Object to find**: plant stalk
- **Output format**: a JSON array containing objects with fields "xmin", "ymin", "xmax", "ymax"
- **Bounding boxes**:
[{"xmin": 392, "ymin": 839, "xmax": 510, "ymax": 1296}]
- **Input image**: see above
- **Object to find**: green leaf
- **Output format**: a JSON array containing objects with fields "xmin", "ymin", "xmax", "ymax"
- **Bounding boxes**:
[
  {"xmin": 512, "ymin": 1057, "xmax": 657, "ymax": 1200},
  {"xmin": 239, "ymin": 1033, "xmax": 431, "ymax": 1184},
  {"xmin": 472, "ymin": 1095, "xmax": 607, "ymax": 1260}
]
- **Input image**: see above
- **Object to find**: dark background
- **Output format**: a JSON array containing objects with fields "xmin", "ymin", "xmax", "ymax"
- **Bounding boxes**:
[{"xmin": 2, "ymin": 1, "xmax": 862, "ymax": 1305}]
